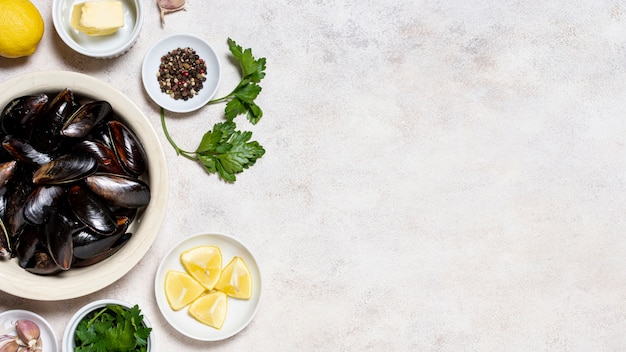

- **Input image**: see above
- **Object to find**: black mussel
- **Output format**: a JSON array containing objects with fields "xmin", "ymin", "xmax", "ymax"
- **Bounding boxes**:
[
  {"xmin": 5, "ymin": 170, "xmax": 34, "ymax": 237},
  {"xmin": 23, "ymin": 185, "xmax": 65, "ymax": 225},
  {"xmin": 67, "ymin": 184, "xmax": 117, "ymax": 236},
  {"xmin": 0, "ymin": 160, "xmax": 17, "ymax": 188},
  {"xmin": 14, "ymin": 225, "xmax": 41, "ymax": 267},
  {"xmin": 0, "ymin": 94, "xmax": 48, "ymax": 138},
  {"xmin": 73, "ymin": 216, "xmax": 129, "ymax": 259},
  {"xmin": 23, "ymin": 249, "xmax": 62, "ymax": 275},
  {"xmin": 61, "ymin": 101, "xmax": 112, "ymax": 139},
  {"xmin": 108, "ymin": 120, "xmax": 147, "ymax": 176},
  {"xmin": 44, "ymin": 209, "xmax": 74, "ymax": 270},
  {"xmin": 84, "ymin": 173, "xmax": 150, "ymax": 208},
  {"xmin": 73, "ymin": 140, "xmax": 126, "ymax": 174},
  {"xmin": 73, "ymin": 232, "xmax": 131, "ymax": 267},
  {"xmin": 31, "ymin": 89, "xmax": 76, "ymax": 152},
  {"xmin": 3, "ymin": 137, "xmax": 53, "ymax": 166},
  {"xmin": 32, "ymin": 153, "xmax": 97, "ymax": 185}
]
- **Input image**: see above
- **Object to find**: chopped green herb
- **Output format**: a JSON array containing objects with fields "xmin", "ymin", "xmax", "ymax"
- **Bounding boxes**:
[{"xmin": 74, "ymin": 304, "xmax": 152, "ymax": 352}]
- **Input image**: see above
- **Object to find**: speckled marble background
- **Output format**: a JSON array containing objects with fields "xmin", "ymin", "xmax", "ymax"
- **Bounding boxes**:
[{"xmin": 2, "ymin": 0, "xmax": 626, "ymax": 350}]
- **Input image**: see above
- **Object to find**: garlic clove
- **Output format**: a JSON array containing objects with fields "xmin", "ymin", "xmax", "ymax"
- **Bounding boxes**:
[
  {"xmin": 14, "ymin": 320, "xmax": 39, "ymax": 348},
  {"xmin": 157, "ymin": 0, "xmax": 185, "ymax": 25},
  {"xmin": 0, "ymin": 338, "xmax": 19, "ymax": 352}
]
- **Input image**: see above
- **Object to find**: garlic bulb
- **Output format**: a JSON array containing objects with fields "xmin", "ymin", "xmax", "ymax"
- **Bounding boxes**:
[{"xmin": 157, "ymin": 0, "xmax": 185, "ymax": 25}]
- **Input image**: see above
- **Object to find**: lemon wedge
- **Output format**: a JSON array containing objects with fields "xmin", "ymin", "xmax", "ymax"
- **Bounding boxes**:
[
  {"xmin": 164, "ymin": 270, "xmax": 206, "ymax": 311},
  {"xmin": 188, "ymin": 291, "xmax": 228, "ymax": 329},
  {"xmin": 180, "ymin": 245, "xmax": 222, "ymax": 290},
  {"xmin": 215, "ymin": 256, "xmax": 252, "ymax": 300}
]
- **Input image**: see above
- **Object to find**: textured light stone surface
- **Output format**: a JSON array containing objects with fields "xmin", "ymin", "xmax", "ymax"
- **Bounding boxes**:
[{"xmin": 2, "ymin": 0, "xmax": 626, "ymax": 350}]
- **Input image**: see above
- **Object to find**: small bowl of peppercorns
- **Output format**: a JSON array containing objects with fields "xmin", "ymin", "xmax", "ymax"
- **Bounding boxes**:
[{"xmin": 141, "ymin": 34, "xmax": 221, "ymax": 113}]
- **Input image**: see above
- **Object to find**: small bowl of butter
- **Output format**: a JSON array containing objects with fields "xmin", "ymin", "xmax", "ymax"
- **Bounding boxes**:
[{"xmin": 52, "ymin": 0, "xmax": 144, "ymax": 58}]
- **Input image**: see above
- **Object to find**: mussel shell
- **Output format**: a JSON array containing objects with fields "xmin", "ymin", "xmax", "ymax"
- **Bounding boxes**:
[
  {"xmin": 4, "ymin": 169, "xmax": 34, "ymax": 237},
  {"xmin": 3, "ymin": 137, "xmax": 53, "ymax": 166},
  {"xmin": 32, "ymin": 153, "xmax": 97, "ymax": 185},
  {"xmin": 23, "ymin": 250, "xmax": 63, "ymax": 275},
  {"xmin": 23, "ymin": 185, "xmax": 66, "ymax": 225},
  {"xmin": 73, "ymin": 232, "xmax": 131, "ymax": 267},
  {"xmin": 73, "ymin": 216, "xmax": 129, "ymax": 259},
  {"xmin": 0, "ymin": 160, "xmax": 17, "ymax": 188},
  {"xmin": 44, "ymin": 209, "xmax": 74, "ymax": 270},
  {"xmin": 108, "ymin": 120, "xmax": 147, "ymax": 176},
  {"xmin": 31, "ymin": 89, "xmax": 76, "ymax": 152},
  {"xmin": 73, "ymin": 140, "xmax": 126, "ymax": 174},
  {"xmin": 84, "ymin": 173, "xmax": 150, "ymax": 208},
  {"xmin": 67, "ymin": 184, "xmax": 117, "ymax": 235},
  {"xmin": 61, "ymin": 101, "xmax": 112, "ymax": 139},
  {"xmin": 14, "ymin": 225, "xmax": 41, "ymax": 267},
  {"xmin": 0, "ymin": 94, "xmax": 49, "ymax": 138}
]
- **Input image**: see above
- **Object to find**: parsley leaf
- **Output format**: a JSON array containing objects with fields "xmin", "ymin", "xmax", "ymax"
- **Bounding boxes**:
[
  {"xmin": 209, "ymin": 38, "xmax": 266, "ymax": 125},
  {"xmin": 160, "ymin": 38, "xmax": 267, "ymax": 182},
  {"xmin": 74, "ymin": 304, "xmax": 152, "ymax": 352},
  {"xmin": 196, "ymin": 122, "xmax": 265, "ymax": 182}
]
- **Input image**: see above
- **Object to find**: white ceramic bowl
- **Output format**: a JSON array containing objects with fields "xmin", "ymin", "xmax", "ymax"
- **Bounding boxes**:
[
  {"xmin": 142, "ymin": 34, "xmax": 222, "ymax": 113},
  {"xmin": 154, "ymin": 233, "xmax": 262, "ymax": 341},
  {"xmin": 62, "ymin": 299, "xmax": 155, "ymax": 352},
  {"xmin": 52, "ymin": 0, "xmax": 144, "ymax": 58},
  {"xmin": 0, "ymin": 71, "xmax": 169, "ymax": 300},
  {"xmin": 0, "ymin": 310, "xmax": 58, "ymax": 352}
]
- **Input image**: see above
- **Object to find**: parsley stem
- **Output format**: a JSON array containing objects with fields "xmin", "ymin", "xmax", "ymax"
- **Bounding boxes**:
[{"xmin": 159, "ymin": 107, "xmax": 198, "ymax": 161}]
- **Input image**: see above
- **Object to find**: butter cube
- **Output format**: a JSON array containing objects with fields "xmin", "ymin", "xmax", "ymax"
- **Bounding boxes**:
[{"xmin": 70, "ymin": 1, "xmax": 125, "ymax": 36}]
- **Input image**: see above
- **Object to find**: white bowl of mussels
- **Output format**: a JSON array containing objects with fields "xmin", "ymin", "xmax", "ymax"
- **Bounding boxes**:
[{"xmin": 0, "ymin": 71, "xmax": 169, "ymax": 300}]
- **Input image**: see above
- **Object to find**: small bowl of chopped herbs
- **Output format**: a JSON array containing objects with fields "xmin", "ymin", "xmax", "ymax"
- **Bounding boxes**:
[{"xmin": 62, "ymin": 299, "xmax": 154, "ymax": 352}]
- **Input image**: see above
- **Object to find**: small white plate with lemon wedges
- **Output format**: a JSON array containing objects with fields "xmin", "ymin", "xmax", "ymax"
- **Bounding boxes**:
[{"xmin": 154, "ymin": 233, "xmax": 262, "ymax": 341}]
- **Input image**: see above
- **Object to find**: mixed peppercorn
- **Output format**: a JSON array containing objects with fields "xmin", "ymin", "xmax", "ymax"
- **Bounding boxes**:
[{"xmin": 157, "ymin": 47, "xmax": 207, "ymax": 101}]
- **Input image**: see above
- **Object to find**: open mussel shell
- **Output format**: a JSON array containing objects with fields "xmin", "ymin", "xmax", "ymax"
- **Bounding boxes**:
[
  {"xmin": 108, "ymin": 120, "xmax": 147, "ymax": 176},
  {"xmin": 61, "ymin": 101, "xmax": 112, "ymax": 139},
  {"xmin": 0, "ymin": 94, "xmax": 49, "ymax": 138},
  {"xmin": 84, "ymin": 173, "xmax": 150, "ymax": 208}
]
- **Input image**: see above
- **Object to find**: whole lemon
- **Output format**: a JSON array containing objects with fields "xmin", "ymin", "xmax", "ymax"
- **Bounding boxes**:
[{"xmin": 0, "ymin": 0, "xmax": 44, "ymax": 58}]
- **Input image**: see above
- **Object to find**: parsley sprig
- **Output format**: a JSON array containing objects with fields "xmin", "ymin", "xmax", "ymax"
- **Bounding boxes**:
[
  {"xmin": 160, "ymin": 38, "xmax": 266, "ymax": 182},
  {"xmin": 74, "ymin": 304, "xmax": 152, "ymax": 352}
]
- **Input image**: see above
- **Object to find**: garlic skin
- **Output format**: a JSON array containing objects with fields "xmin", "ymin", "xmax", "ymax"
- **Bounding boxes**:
[
  {"xmin": 14, "ymin": 320, "xmax": 39, "ymax": 350},
  {"xmin": 0, "ymin": 337, "xmax": 19, "ymax": 352},
  {"xmin": 157, "ymin": 0, "xmax": 185, "ymax": 25}
]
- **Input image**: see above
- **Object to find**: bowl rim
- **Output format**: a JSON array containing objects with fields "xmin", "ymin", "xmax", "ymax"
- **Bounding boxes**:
[
  {"xmin": 0, "ymin": 71, "xmax": 169, "ymax": 300},
  {"xmin": 51, "ymin": 0, "xmax": 145, "ymax": 58},
  {"xmin": 61, "ymin": 299, "xmax": 155, "ymax": 352}
]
